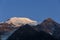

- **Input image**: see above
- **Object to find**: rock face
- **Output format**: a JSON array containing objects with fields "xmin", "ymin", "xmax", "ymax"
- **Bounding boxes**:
[
  {"xmin": 0, "ymin": 23, "xmax": 13, "ymax": 34},
  {"xmin": 37, "ymin": 18, "xmax": 59, "ymax": 34},
  {"xmin": 0, "ymin": 23, "xmax": 17, "ymax": 40},
  {"xmin": 7, "ymin": 24, "xmax": 56, "ymax": 40},
  {"xmin": 36, "ymin": 18, "xmax": 60, "ymax": 40}
]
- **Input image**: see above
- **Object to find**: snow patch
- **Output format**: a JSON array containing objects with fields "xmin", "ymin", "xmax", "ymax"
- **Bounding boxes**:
[{"xmin": 6, "ymin": 17, "xmax": 37, "ymax": 27}]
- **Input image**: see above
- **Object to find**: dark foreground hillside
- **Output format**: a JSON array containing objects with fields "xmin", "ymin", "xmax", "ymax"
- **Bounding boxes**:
[{"xmin": 7, "ymin": 24, "xmax": 57, "ymax": 40}]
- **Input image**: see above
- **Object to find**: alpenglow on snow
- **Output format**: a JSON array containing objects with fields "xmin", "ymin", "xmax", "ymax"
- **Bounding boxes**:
[{"xmin": 6, "ymin": 17, "xmax": 38, "ymax": 27}]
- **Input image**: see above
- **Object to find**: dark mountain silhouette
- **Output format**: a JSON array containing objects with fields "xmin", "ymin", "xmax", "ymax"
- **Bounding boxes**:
[
  {"xmin": 37, "ymin": 18, "xmax": 59, "ymax": 33},
  {"xmin": 0, "ymin": 18, "xmax": 60, "ymax": 40},
  {"xmin": 36, "ymin": 18, "xmax": 60, "ymax": 40},
  {"xmin": 7, "ymin": 24, "xmax": 56, "ymax": 40},
  {"xmin": 53, "ymin": 26, "xmax": 60, "ymax": 40}
]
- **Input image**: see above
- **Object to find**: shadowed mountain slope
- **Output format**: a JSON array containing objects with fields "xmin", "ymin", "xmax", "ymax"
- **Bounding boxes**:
[
  {"xmin": 7, "ymin": 24, "xmax": 56, "ymax": 40},
  {"xmin": 36, "ymin": 18, "xmax": 60, "ymax": 40}
]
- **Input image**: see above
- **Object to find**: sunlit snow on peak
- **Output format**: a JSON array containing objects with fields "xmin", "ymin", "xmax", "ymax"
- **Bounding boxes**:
[{"xmin": 6, "ymin": 17, "xmax": 37, "ymax": 27}]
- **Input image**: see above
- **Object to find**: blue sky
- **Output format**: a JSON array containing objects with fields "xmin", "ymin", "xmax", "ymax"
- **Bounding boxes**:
[{"xmin": 0, "ymin": 0, "xmax": 60, "ymax": 23}]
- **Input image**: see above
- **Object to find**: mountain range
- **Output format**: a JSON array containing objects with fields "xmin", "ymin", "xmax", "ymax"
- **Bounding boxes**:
[
  {"xmin": 7, "ymin": 24, "xmax": 56, "ymax": 40},
  {"xmin": 0, "ymin": 17, "xmax": 60, "ymax": 40}
]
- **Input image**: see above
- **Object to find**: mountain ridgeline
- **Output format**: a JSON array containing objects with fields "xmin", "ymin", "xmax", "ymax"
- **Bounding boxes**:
[
  {"xmin": 7, "ymin": 24, "xmax": 56, "ymax": 40},
  {"xmin": 0, "ymin": 17, "xmax": 60, "ymax": 40}
]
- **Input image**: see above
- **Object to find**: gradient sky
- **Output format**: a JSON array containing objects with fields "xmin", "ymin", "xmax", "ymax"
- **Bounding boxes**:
[{"xmin": 0, "ymin": 0, "xmax": 60, "ymax": 23}]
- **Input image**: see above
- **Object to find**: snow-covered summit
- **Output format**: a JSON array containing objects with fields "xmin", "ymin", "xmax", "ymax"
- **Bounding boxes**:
[{"xmin": 6, "ymin": 17, "xmax": 37, "ymax": 27}]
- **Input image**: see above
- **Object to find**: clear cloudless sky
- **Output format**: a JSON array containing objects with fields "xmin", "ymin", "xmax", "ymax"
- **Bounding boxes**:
[{"xmin": 0, "ymin": 0, "xmax": 60, "ymax": 23}]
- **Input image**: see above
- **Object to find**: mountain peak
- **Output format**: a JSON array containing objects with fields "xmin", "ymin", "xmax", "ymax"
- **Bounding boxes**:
[
  {"xmin": 38, "ymin": 18, "xmax": 59, "ymax": 35},
  {"xmin": 43, "ymin": 18, "xmax": 54, "ymax": 23},
  {"xmin": 40, "ymin": 18, "xmax": 58, "ymax": 26},
  {"xmin": 6, "ymin": 17, "xmax": 37, "ymax": 27},
  {"xmin": 46, "ymin": 18, "xmax": 53, "ymax": 21}
]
